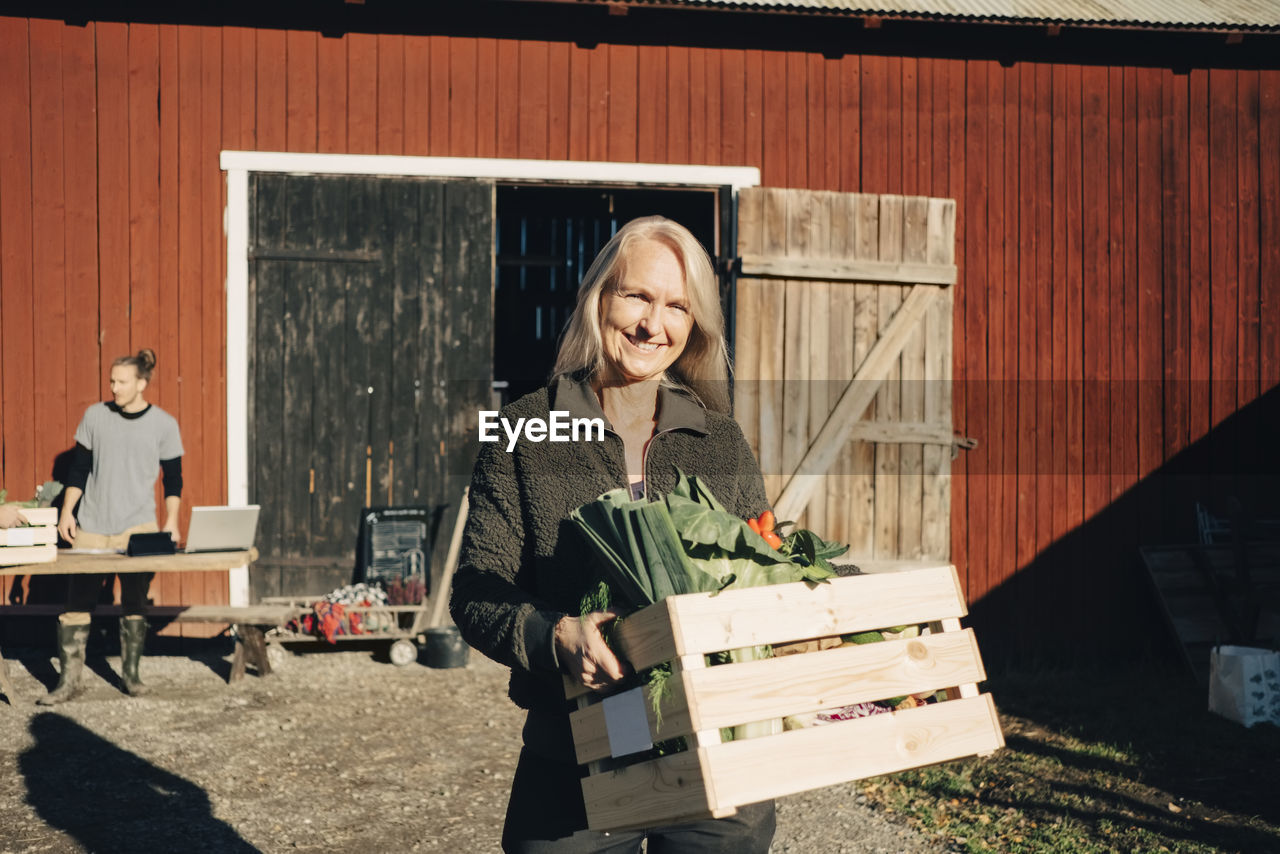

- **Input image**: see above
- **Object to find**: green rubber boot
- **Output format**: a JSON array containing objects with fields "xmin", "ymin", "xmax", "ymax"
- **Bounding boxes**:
[
  {"xmin": 36, "ymin": 619, "xmax": 90, "ymax": 706},
  {"xmin": 119, "ymin": 615, "xmax": 151, "ymax": 697}
]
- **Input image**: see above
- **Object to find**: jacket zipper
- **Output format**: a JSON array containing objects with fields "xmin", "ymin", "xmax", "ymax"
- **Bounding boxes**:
[
  {"xmin": 638, "ymin": 428, "xmax": 677, "ymax": 497},
  {"xmin": 602, "ymin": 422, "xmax": 676, "ymax": 497}
]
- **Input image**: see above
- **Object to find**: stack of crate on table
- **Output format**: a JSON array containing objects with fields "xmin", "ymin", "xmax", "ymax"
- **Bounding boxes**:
[
  {"xmin": 0, "ymin": 506, "xmax": 58, "ymax": 565},
  {"xmin": 564, "ymin": 564, "xmax": 1005, "ymax": 832}
]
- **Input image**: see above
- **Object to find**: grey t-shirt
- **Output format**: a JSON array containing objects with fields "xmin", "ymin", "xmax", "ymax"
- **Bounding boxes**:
[{"xmin": 74, "ymin": 402, "xmax": 184, "ymax": 536}]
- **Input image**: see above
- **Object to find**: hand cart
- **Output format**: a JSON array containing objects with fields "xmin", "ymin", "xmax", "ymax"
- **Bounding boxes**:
[
  {"xmin": 256, "ymin": 595, "xmax": 431, "ymax": 667},
  {"xmin": 254, "ymin": 489, "xmax": 469, "ymax": 670}
]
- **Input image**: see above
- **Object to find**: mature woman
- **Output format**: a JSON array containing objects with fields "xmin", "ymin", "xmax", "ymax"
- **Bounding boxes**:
[
  {"xmin": 47, "ymin": 348, "xmax": 184, "ymax": 704},
  {"xmin": 450, "ymin": 217, "xmax": 776, "ymax": 852}
]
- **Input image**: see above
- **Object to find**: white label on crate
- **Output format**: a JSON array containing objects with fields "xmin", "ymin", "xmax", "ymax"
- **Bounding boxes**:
[
  {"xmin": 5, "ymin": 528, "xmax": 35, "ymax": 548},
  {"xmin": 603, "ymin": 687, "xmax": 653, "ymax": 758}
]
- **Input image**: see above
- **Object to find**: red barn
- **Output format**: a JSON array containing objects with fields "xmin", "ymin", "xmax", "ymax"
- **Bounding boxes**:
[{"xmin": 0, "ymin": 1, "xmax": 1277, "ymax": 665}]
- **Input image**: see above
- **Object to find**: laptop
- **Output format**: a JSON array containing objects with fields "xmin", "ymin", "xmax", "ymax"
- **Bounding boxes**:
[{"xmin": 184, "ymin": 505, "xmax": 261, "ymax": 553}]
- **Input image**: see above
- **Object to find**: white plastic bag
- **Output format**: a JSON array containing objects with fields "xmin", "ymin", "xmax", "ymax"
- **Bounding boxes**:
[{"xmin": 1208, "ymin": 645, "xmax": 1280, "ymax": 728}]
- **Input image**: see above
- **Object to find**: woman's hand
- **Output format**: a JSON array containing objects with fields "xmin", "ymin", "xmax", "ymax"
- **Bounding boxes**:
[
  {"xmin": 554, "ymin": 611, "xmax": 629, "ymax": 692},
  {"xmin": 0, "ymin": 505, "xmax": 27, "ymax": 529}
]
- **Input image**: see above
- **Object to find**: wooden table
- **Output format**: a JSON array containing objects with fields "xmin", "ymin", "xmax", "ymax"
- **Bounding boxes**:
[
  {"xmin": 0, "ymin": 548, "xmax": 259, "ymax": 577},
  {"xmin": 0, "ymin": 549, "xmax": 280, "ymax": 703}
]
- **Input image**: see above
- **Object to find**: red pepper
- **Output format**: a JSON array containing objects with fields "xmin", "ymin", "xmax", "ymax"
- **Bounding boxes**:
[
  {"xmin": 747, "ymin": 517, "xmax": 761, "ymax": 534},
  {"xmin": 762, "ymin": 531, "xmax": 783, "ymax": 550},
  {"xmin": 759, "ymin": 510, "xmax": 776, "ymax": 533}
]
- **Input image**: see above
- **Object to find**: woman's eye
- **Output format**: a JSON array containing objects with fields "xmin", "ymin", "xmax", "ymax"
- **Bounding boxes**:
[{"xmin": 669, "ymin": 304, "xmax": 689, "ymax": 313}]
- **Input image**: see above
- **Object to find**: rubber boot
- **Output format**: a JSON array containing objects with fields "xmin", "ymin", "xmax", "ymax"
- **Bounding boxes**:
[
  {"xmin": 119, "ymin": 615, "xmax": 151, "ymax": 697},
  {"xmin": 36, "ymin": 619, "xmax": 90, "ymax": 706}
]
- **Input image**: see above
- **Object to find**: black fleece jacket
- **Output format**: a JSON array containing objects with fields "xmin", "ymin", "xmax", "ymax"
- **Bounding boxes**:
[{"xmin": 449, "ymin": 376, "xmax": 770, "ymax": 755}]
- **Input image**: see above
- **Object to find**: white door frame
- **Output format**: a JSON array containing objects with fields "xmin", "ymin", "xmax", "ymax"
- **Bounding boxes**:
[{"xmin": 220, "ymin": 150, "xmax": 760, "ymax": 604}]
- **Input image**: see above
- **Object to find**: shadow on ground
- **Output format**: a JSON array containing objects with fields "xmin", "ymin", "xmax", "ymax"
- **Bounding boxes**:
[
  {"xmin": 988, "ymin": 666, "xmax": 1280, "ymax": 851},
  {"xmin": 20, "ymin": 711, "xmax": 259, "ymax": 853}
]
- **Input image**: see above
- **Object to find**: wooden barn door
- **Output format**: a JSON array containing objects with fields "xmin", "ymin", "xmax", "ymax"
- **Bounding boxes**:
[
  {"xmin": 733, "ymin": 189, "xmax": 957, "ymax": 563},
  {"xmin": 249, "ymin": 174, "xmax": 493, "ymax": 599}
]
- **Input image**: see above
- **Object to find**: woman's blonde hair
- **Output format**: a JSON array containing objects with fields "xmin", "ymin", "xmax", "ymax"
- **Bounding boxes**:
[{"xmin": 552, "ymin": 216, "xmax": 730, "ymax": 413}]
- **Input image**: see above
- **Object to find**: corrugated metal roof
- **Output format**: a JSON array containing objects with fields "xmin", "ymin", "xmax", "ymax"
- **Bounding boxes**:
[{"xmin": 548, "ymin": 0, "xmax": 1280, "ymax": 30}]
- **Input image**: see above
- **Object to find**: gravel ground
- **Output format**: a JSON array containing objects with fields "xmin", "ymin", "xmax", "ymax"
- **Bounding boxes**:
[{"xmin": 0, "ymin": 638, "xmax": 946, "ymax": 853}]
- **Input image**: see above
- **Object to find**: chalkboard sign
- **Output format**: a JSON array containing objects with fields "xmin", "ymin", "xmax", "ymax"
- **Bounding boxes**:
[{"xmin": 353, "ymin": 506, "xmax": 432, "ymax": 590}]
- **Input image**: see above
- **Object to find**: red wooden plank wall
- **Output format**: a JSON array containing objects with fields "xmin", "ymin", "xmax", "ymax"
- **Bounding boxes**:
[{"xmin": 0, "ymin": 18, "xmax": 1277, "ymax": 659}]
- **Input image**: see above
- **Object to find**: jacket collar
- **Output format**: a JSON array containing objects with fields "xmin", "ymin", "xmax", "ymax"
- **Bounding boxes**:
[{"xmin": 551, "ymin": 375, "xmax": 708, "ymax": 436}]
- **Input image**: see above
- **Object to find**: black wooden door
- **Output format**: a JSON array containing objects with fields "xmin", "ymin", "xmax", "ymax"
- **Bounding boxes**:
[{"xmin": 249, "ymin": 174, "xmax": 493, "ymax": 599}]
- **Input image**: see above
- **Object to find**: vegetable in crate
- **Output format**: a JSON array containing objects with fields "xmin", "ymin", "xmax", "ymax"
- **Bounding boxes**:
[
  {"xmin": 570, "ymin": 468, "xmax": 849, "ymax": 740},
  {"xmin": 0, "ymin": 481, "xmax": 63, "ymax": 510},
  {"xmin": 570, "ymin": 468, "xmax": 844, "ymax": 611},
  {"xmin": 1, "ymin": 481, "xmax": 64, "ymax": 527}
]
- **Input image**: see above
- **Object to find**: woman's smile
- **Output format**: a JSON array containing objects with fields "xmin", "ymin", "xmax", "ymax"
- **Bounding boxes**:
[{"xmin": 625, "ymin": 333, "xmax": 662, "ymax": 353}]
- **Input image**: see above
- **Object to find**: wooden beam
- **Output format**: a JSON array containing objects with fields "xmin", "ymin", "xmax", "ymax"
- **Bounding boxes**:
[
  {"xmin": 738, "ymin": 254, "xmax": 957, "ymax": 286},
  {"xmin": 773, "ymin": 284, "xmax": 941, "ymax": 523},
  {"xmin": 845, "ymin": 420, "xmax": 955, "ymax": 446}
]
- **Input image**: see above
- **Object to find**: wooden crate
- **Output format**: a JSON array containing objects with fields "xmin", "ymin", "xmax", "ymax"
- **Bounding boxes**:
[
  {"xmin": 564, "ymin": 564, "xmax": 1004, "ymax": 831},
  {"xmin": 0, "ymin": 507, "xmax": 58, "ymax": 565}
]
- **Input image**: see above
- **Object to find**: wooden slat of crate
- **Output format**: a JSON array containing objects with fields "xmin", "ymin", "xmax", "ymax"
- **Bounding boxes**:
[
  {"xmin": 0, "ymin": 525, "xmax": 57, "ymax": 546},
  {"xmin": 1, "ymin": 506, "xmax": 58, "ymax": 526},
  {"xmin": 706, "ymin": 694, "xmax": 1003, "ymax": 807},
  {"xmin": 570, "ymin": 628, "xmax": 986, "ymax": 764},
  {"xmin": 571, "ymin": 677, "xmax": 697, "ymax": 763},
  {"xmin": 612, "ymin": 565, "xmax": 966, "ymax": 672},
  {"xmin": 581, "ymin": 747, "xmax": 730, "ymax": 831},
  {"xmin": 581, "ymin": 695, "xmax": 1003, "ymax": 831},
  {"xmin": 684, "ymin": 629, "xmax": 982, "ymax": 728}
]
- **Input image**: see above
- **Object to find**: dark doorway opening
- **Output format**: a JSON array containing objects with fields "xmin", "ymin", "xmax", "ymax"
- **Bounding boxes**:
[{"xmin": 493, "ymin": 185, "xmax": 720, "ymax": 404}]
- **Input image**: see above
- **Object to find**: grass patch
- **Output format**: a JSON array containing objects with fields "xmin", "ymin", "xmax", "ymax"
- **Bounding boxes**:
[{"xmin": 858, "ymin": 666, "xmax": 1280, "ymax": 853}]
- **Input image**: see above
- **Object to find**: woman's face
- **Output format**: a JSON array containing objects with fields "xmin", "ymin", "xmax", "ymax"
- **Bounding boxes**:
[
  {"xmin": 599, "ymin": 238, "xmax": 694, "ymax": 386},
  {"xmin": 109, "ymin": 365, "xmax": 147, "ymax": 410}
]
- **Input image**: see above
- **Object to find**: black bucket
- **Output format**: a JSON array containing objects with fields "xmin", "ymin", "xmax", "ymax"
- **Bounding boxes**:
[{"xmin": 423, "ymin": 626, "xmax": 470, "ymax": 669}]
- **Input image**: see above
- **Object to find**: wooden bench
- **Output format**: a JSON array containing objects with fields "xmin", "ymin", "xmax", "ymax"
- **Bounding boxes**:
[{"xmin": 168, "ymin": 604, "xmax": 301, "ymax": 682}]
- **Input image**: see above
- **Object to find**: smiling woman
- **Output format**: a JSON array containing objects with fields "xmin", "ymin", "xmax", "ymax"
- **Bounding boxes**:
[{"xmin": 450, "ymin": 216, "xmax": 777, "ymax": 853}]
